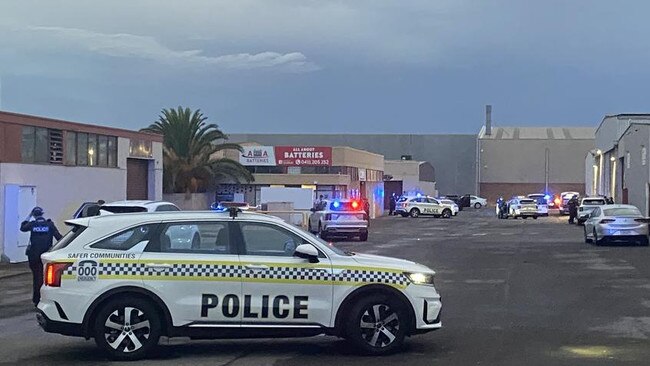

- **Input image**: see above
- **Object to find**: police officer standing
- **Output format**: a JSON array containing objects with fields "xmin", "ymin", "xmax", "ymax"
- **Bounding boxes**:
[
  {"xmin": 389, "ymin": 193, "xmax": 397, "ymax": 216},
  {"xmin": 20, "ymin": 207, "xmax": 62, "ymax": 306},
  {"xmin": 568, "ymin": 195, "xmax": 579, "ymax": 224}
]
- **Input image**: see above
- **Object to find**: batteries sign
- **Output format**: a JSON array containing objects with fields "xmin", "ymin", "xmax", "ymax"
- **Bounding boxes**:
[{"xmin": 275, "ymin": 146, "xmax": 332, "ymax": 166}]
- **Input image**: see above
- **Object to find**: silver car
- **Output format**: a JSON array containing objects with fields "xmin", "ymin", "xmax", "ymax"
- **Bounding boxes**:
[
  {"xmin": 583, "ymin": 205, "xmax": 649, "ymax": 246},
  {"xmin": 308, "ymin": 199, "xmax": 369, "ymax": 241}
]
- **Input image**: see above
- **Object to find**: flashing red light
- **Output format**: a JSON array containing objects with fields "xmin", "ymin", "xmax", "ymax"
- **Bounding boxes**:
[
  {"xmin": 351, "ymin": 200, "xmax": 360, "ymax": 209},
  {"xmin": 554, "ymin": 197, "xmax": 561, "ymax": 206}
]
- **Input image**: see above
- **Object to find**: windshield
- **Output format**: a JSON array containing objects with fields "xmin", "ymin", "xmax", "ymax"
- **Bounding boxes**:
[
  {"xmin": 582, "ymin": 199, "xmax": 606, "ymax": 206},
  {"xmin": 530, "ymin": 197, "xmax": 547, "ymax": 204},
  {"xmin": 520, "ymin": 199, "xmax": 535, "ymax": 204},
  {"xmin": 101, "ymin": 206, "xmax": 147, "ymax": 213},
  {"xmin": 603, "ymin": 208, "xmax": 642, "ymax": 217},
  {"xmin": 51, "ymin": 225, "xmax": 85, "ymax": 251}
]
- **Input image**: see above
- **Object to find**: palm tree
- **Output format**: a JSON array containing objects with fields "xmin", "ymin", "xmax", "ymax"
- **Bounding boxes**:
[{"xmin": 142, "ymin": 107, "xmax": 253, "ymax": 194}]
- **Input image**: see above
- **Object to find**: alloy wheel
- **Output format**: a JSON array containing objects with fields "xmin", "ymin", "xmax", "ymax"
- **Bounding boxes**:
[
  {"xmin": 103, "ymin": 306, "xmax": 151, "ymax": 353},
  {"xmin": 359, "ymin": 304, "xmax": 400, "ymax": 348}
]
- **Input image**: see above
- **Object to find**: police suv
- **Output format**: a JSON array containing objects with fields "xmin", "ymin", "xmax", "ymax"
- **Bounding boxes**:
[
  {"xmin": 395, "ymin": 196, "xmax": 454, "ymax": 218},
  {"xmin": 37, "ymin": 211, "xmax": 442, "ymax": 360}
]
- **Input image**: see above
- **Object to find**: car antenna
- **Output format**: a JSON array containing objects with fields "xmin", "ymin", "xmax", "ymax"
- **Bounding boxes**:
[{"xmin": 228, "ymin": 207, "xmax": 240, "ymax": 219}]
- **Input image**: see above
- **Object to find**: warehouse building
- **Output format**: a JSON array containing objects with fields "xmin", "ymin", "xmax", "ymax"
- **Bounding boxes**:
[
  {"xmin": 593, "ymin": 114, "xmax": 650, "ymax": 213},
  {"xmin": 229, "ymin": 133, "xmax": 476, "ymax": 196},
  {"xmin": 217, "ymin": 144, "xmax": 385, "ymax": 218},
  {"xmin": 0, "ymin": 111, "xmax": 163, "ymax": 262},
  {"xmin": 383, "ymin": 159, "xmax": 437, "ymax": 207},
  {"xmin": 477, "ymin": 115, "xmax": 595, "ymax": 203}
]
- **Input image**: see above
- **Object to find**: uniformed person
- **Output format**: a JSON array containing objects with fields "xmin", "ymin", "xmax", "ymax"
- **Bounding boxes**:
[
  {"xmin": 568, "ymin": 195, "xmax": 579, "ymax": 224},
  {"xmin": 20, "ymin": 207, "xmax": 63, "ymax": 306},
  {"xmin": 389, "ymin": 193, "xmax": 397, "ymax": 215}
]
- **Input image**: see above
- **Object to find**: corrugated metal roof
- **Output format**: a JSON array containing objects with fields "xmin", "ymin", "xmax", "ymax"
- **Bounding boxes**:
[{"xmin": 479, "ymin": 126, "xmax": 595, "ymax": 140}]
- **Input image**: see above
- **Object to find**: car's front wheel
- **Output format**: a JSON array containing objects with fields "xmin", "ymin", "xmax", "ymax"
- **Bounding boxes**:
[
  {"xmin": 474, "ymin": 202, "xmax": 482, "ymax": 209},
  {"xmin": 93, "ymin": 297, "xmax": 162, "ymax": 361},
  {"xmin": 345, "ymin": 294, "xmax": 407, "ymax": 355},
  {"xmin": 441, "ymin": 209, "xmax": 452, "ymax": 219}
]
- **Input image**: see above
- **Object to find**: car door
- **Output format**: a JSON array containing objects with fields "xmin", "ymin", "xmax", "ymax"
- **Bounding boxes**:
[
  {"xmin": 585, "ymin": 208, "xmax": 601, "ymax": 235},
  {"xmin": 235, "ymin": 220, "xmax": 333, "ymax": 328},
  {"xmin": 139, "ymin": 220, "xmax": 242, "ymax": 327},
  {"xmin": 425, "ymin": 198, "xmax": 442, "ymax": 215}
]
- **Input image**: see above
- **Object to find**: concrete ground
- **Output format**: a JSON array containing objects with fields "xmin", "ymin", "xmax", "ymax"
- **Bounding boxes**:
[{"xmin": 2, "ymin": 209, "xmax": 650, "ymax": 365}]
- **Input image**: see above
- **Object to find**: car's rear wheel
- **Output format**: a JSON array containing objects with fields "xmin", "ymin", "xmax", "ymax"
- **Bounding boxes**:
[
  {"xmin": 93, "ymin": 297, "xmax": 161, "ymax": 361},
  {"xmin": 593, "ymin": 229, "xmax": 601, "ymax": 245},
  {"xmin": 441, "ymin": 209, "xmax": 452, "ymax": 219},
  {"xmin": 319, "ymin": 223, "xmax": 328, "ymax": 241},
  {"xmin": 344, "ymin": 294, "xmax": 407, "ymax": 355},
  {"xmin": 409, "ymin": 208, "xmax": 420, "ymax": 218},
  {"xmin": 360, "ymin": 232, "xmax": 368, "ymax": 242},
  {"xmin": 474, "ymin": 202, "xmax": 482, "ymax": 209}
]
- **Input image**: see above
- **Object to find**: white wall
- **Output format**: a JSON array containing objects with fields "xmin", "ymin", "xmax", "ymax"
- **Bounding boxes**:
[{"xmin": 0, "ymin": 163, "xmax": 126, "ymax": 259}]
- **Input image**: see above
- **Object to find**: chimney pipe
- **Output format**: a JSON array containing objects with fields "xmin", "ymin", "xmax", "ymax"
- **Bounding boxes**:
[{"xmin": 485, "ymin": 105, "xmax": 492, "ymax": 136}]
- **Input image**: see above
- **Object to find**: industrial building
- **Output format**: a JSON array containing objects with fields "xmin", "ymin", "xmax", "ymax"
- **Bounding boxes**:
[
  {"xmin": 0, "ymin": 111, "xmax": 163, "ymax": 263},
  {"xmin": 477, "ymin": 110, "xmax": 595, "ymax": 202},
  {"xmin": 229, "ymin": 133, "xmax": 476, "ymax": 196},
  {"xmin": 592, "ymin": 114, "xmax": 650, "ymax": 214},
  {"xmin": 217, "ymin": 144, "xmax": 386, "ymax": 218},
  {"xmin": 383, "ymin": 159, "xmax": 437, "ymax": 207}
]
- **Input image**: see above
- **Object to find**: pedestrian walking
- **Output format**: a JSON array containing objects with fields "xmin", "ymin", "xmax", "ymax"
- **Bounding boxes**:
[{"xmin": 20, "ymin": 207, "xmax": 62, "ymax": 306}]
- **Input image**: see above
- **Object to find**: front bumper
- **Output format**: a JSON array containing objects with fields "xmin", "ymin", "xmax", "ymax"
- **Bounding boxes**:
[
  {"xmin": 405, "ymin": 284, "xmax": 442, "ymax": 332},
  {"xmin": 36, "ymin": 310, "xmax": 83, "ymax": 337},
  {"xmin": 323, "ymin": 225, "xmax": 368, "ymax": 235}
]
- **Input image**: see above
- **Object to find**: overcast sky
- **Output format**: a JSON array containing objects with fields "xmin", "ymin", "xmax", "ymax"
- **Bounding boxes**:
[{"xmin": 1, "ymin": 1, "xmax": 649, "ymax": 134}]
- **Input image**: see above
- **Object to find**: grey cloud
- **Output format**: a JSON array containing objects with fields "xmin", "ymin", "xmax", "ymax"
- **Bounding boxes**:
[{"xmin": 22, "ymin": 25, "xmax": 319, "ymax": 72}]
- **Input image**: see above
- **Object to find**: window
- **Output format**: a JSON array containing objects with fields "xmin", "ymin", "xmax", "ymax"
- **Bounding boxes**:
[
  {"xmin": 603, "ymin": 207, "xmax": 641, "ymax": 217},
  {"xmin": 92, "ymin": 225, "xmax": 155, "ymax": 250},
  {"xmin": 239, "ymin": 222, "xmax": 307, "ymax": 257},
  {"xmin": 642, "ymin": 146, "xmax": 647, "ymax": 166},
  {"xmin": 48, "ymin": 129, "xmax": 63, "ymax": 164},
  {"xmin": 155, "ymin": 204, "xmax": 180, "ymax": 212},
  {"xmin": 21, "ymin": 126, "xmax": 35, "ymax": 163},
  {"xmin": 65, "ymin": 132, "xmax": 77, "ymax": 165},
  {"xmin": 427, "ymin": 198, "xmax": 439, "ymax": 204},
  {"xmin": 77, "ymin": 133, "xmax": 88, "ymax": 165},
  {"xmin": 34, "ymin": 128, "xmax": 49, "ymax": 163},
  {"xmin": 88, "ymin": 134, "xmax": 97, "ymax": 166},
  {"xmin": 159, "ymin": 222, "xmax": 232, "ymax": 254},
  {"xmin": 592, "ymin": 208, "xmax": 601, "ymax": 217},
  {"xmin": 98, "ymin": 135, "xmax": 108, "ymax": 167},
  {"xmin": 108, "ymin": 136, "xmax": 118, "ymax": 167}
]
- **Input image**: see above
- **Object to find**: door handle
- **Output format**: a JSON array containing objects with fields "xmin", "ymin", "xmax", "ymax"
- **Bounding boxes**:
[{"xmin": 245, "ymin": 264, "xmax": 269, "ymax": 271}]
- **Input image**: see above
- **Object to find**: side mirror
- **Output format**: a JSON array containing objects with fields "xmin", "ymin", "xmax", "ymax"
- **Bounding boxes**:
[{"xmin": 294, "ymin": 244, "xmax": 319, "ymax": 263}]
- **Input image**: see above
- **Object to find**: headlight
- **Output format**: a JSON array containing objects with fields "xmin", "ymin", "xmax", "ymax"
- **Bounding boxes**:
[{"xmin": 405, "ymin": 272, "xmax": 435, "ymax": 286}]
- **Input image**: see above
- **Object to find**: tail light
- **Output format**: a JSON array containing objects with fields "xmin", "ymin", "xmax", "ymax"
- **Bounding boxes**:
[
  {"xmin": 45, "ymin": 262, "xmax": 73, "ymax": 287},
  {"xmin": 351, "ymin": 200, "xmax": 360, "ymax": 209},
  {"xmin": 600, "ymin": 219, "xmax": 615, "ymax": 224},
  {"xmin": 325, "ymin": 214, "xmax": 332, "ymax": 220}
]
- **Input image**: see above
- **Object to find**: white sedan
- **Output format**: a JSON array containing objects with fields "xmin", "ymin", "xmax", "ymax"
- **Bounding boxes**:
[{"xmin": 470, "ymin": 196, "xmax": 488, "ymax": 209}]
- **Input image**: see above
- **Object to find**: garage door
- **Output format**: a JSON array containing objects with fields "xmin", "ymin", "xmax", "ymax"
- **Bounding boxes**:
[{"xmin": 126, "ymin": 158, "xmax": 149, "ymax": 200}]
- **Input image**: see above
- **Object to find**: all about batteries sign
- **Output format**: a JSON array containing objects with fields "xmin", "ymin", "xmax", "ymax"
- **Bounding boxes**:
[{"xmin": 275, "ymin": 146, "xmax": 332, "ymax": 166}]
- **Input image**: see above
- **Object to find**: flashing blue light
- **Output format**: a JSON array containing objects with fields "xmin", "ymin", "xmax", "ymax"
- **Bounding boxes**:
[
  {"xmin": 332, "ymin": 201, "xmax": 341, "ymax": 208},
  {"xmin": 416, "ymin": 193, "xmax": 422, "ymax": 198},
  {"xmin": 544, "ymin": 194, "xmax": 551, "ymax": 200}
]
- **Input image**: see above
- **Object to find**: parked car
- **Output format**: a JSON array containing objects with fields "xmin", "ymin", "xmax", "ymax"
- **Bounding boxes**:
[
  {"xmin": 75, "ymin": 200, "xmax": 181, "ymax": 218},
  {"xmin": 558, "ymin": 192, "xmax": 580, "ymax": 215},
  {"xmin": 583, "ymin": 205, "xmax": 649, "ymax": 246},
  {"xmin": 395, "ymin": 196, "xmax": 454, "ymax": 219},
  {"xmin": 439, "ymin": 199, "xmax": 459, "ymax": 216},
  {"xmin": 577, "ymin": 197, "xmax": 607, "ymax": 225},
  {"xmin": 308, "ymin": 199, "xmax": 369, "ymax": 241},
  {"xmin": 469, "ymin": 195, "xmax": 487, "ymax": 209},
  {"xmin": 507, "ymin": 197, "xmax": 538, "ymax": 219},
  {"xmin": 527, "ymin": 194, "xmax": 549, "ymax": 217}
]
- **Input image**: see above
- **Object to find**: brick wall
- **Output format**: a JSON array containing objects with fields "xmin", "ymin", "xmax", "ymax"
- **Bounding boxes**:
[{"xmin": 480, "ymin": 183, "xmax": 586, "ymax": 204}]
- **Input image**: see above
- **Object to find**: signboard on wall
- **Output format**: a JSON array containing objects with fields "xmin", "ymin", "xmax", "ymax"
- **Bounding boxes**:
[
  {"xmin": 275, "ymin": 146, "xmax": 332, "ymax": 166},
  {"xmin": 239, "ymin": 146, "xmax": 276, "ymax": 166}
]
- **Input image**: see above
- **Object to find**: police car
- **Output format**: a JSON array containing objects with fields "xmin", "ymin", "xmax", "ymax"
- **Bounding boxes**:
[
  {"xmin": 308, "ymin": 199, "xmax": 369, "ymax": 241},
  {"xmin": 395, "ymin": 196, "xmax": 454, "ymax": 218},
  {"xmin": 36, "ymin": 211, "xmax": 442, "ymax": 360}
]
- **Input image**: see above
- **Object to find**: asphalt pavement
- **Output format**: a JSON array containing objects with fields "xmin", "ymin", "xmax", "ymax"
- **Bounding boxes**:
[{"xmin": 2, "ymin": 209, "xmax": 650, "ymax": 365}]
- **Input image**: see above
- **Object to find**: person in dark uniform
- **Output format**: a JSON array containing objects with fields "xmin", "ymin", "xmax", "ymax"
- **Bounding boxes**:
[
  {"xmin": 86, "ymin": 199, "xmax": 105, "ymax": 217},
  {"xmin": 20, "ymin": 207, "xmax": 63, "ymax": 306},
  {"xmin": 389, "ymin": 193, "xmax": 397, "ymax": 216},
  {"xmin": 568, "ymin": 195, "xmax": 579, "ymax": 224}
]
